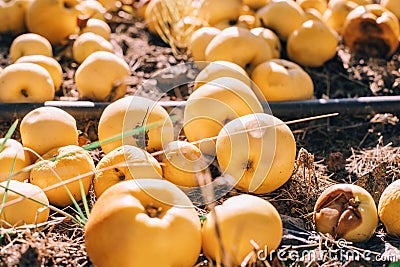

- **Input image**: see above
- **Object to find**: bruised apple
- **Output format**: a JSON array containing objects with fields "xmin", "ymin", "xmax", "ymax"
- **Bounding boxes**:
[
  {"xmin": 85, "ymin": 179, "xmax": 202, "ymax": 267},
  {"xmin": 314, "ymin": 183, "xmax": 378, "ymax": 242}
]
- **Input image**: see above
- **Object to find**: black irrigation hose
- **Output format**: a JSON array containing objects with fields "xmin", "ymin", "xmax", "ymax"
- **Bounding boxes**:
[{"xmin": 0, "ymin": 96, "xmax": 400, "ymax": 122}]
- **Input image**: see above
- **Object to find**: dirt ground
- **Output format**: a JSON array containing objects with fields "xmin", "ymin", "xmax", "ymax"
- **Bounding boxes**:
[{"xmin": 0, "ymin": 7, "xmax": 400, "ymax": 267}]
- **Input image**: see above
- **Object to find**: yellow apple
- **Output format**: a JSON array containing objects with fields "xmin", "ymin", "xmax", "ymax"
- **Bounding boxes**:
[
  {"xmin": 381, "ymin": 0, "xmax": 400, "ymax": 19},
  {"xmin": 74, "ymin": 51, "xmax": 130, "ymax": 102},
  {"xmin": 85, "ymin": 179, "xmax": 202, "ymax": 266},
  {"xmin": 287, "ymin": 19, "xmax": 338, "ymax": 67},
  {"xmin": 349, "ymin": 0, "xmax": 372, "ymax": 5},
  {"xmin": 160, "ymin": 140, "xmax": 209, "ymax": 187},
  {"xmin": 213, "ymin": 18, "xmax": 250, "ymax": 30},
  {"xmin": 0, "ymin": 63, "xmax": 54, "ymax": 103},
  {"xmin": 197, "ymin": 0, "xmax": 242, "ymax": 26},
  {"xmin": 202, "ymin": 194, "xmax": 282, "ymax": 266},
  {"xmin": 76, "ymin": 0, "xmax": 106, "ymax": 21},
  {"xmin": 0, "ymin": 0, "xmax": 33, "ymax": 35},
  {"xmin": 194, "ymin": 60, "xmax": 251, "ymax": 90},
  {"xmin": 189, "ymin": 26, "xmax": 221, "ymax": 61},
  {"xmin": 342, "ymin": 4, "xmax": 400, "ymax": 58},
  {"xmin": 98, "ymin": 96, "xmax": 174, "ymax": 154},
  {"xmin": 378, "ymin": 179, "xmax": 400, "ymax": 237},
  {"xmin": 238, "ymin": 14, "xmax": 257, "ymax": 29},
  {"xmin": 72, "ymin": 32, "xmax": 114, "ymax": 64},
  {"xmin": 304, "ymin": 7, "xmax": 323, "ymax": 20},
  {"xmin": 297, "ymin": 0, "xmax": 327, "ymax": 14},
  {"xmin": 250, "ymin": 27, "xmax": 281, "ymax": 58},
  {"xmin": 205, "ymin": 26, "xmax": 273, "ymax": 73},
  {"xmin": 243, "ymin": 0, "xmax": 270, "ymax": 10},
  {"xmin": 26, "ymin": 0, "xmax": 81, "ymax": 45},
  {"xmin": 9, "ymin": 33, "xmax": 52, "ymax": 63},
  {"xmin": 0, "ymin": 180, "xmax": 49, "ymax": 228},
  {"xmin": 251, "ymin": 59, "xmax": 314, "ymax": 101},
  {"xmin": 0, "ymin": 138, "xmax": 31, "ymax": 182},
  {"xmin": 30, "ymin": 145, "xmax": 95, "ymax": 207},
  {"xmin": 15, "ymin": 55, "xmax": 63, "ymax": 89},
  {"xmin": 20, "ymin": 106, "xmax": 79, "ymax": 157},
  {"xmin": 183, "ymin": 77, "xmax": 263, "ymax": 155},
  {"xmin": 314, "ymin": 183, "xmax": 378, "ymax": 242},
  {"xmin": 216, "ymin": 113, "xmax": 296, "ymax": 194},
  {"xmin": 322, "ymin": 0, "xmax": 358, "ymax": 34},
  {"xmin": 255, "ymin": 0, "xmax": 306, "ymax": 40},
  {"xmin": 80, "ymin": 18, "xmax": 111, "ymax": 40},
  {"xmin": 93, "ymin": 145, "xmax": 163, "ymax": 198}
]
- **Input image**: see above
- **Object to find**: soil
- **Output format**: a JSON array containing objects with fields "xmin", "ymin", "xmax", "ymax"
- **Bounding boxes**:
[{"xmin": 0, "ymin": 6, "xmax": 400, "ymax": 267}]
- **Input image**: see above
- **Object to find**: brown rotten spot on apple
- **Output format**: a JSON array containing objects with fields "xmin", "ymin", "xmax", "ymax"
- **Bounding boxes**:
[{"xmin": 314, "ymin": 186, "xmax": 362, "ymax": 238}]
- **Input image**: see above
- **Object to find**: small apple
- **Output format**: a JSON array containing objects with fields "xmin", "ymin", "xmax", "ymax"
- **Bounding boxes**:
[
  {"xmin": 322, "ymin": 0, "xmax": 358, "ymax": 34},
  {"xmin": 189, "ymin": 26, "xmax": 221, "ymax": 61},
  {"xmin": 251, "ymin": 59, "xmax": 314, "ymax": 101},
  {"xmin": 243, "ymin": 0, "xmax": 270, "ymax": 10},
  {"xmin": 197, "ymin": 0, "xmax": 242, "ymax": 26},
  {"xmin": 0, "ymin": 180, "xmax": 49, "ymax": 228},
  {"xmin": 255, "ymin": 0, "xmax": 306, "ymax": 40},
  {"xmin": 378, "ymin": 179, "xmax": 400, "ymax": 237},
  {"xmin": 80, "ymin": 18, "xmax": 111, "ymax": 40},
  {"xmin": 314, "ymin": 183, "xmax": 378, "ymax": 242},
  {"xmin": 287, "ymin": 19, "xmax": 338, "ymax": 67},
  {"xmin": 93, "ymin": 145, "xmax": 163, "ymax": 198},
  {"xmin": 202, "ymin": 194, "xmax": 282, "ymax": 266},
  {"xmin": 72, "ymin": 32, "xmax": 114, "ymax": 64},
  {"xmin": 0, "ymin": 63, "xmax": 54, "ymax": 103},
  {"xmin": 0, "ymin": 138, "xmax": 31, "ymax": 182},
  {"xmin": 381, "ymin": 0, "xmax": 400, "ymax": 20},
  {"xmin": 98, "ymin": 96, "xmax": 174, "ymax": 154},
  {"xmin": 0, "ymin": 0, "xmax": 33, "ymax": 35},
  {"xmin": 15, "ymin": 55, "xmax": 63, "ymax": 90},
  {"xmin": 194, "ymin": 60, "xmax": 251, "ymax": 90},
  {"xmin": 9, "ymin": 33, "xmax": 52, "ymax": 63},
  {"xmin": 216, "ymin": 113, "xmax": 296, "ymax": 194},
  {"xmin": 342, "ymin": 4, "xmax": 400, "ymax": 58},
  {"xmin": 205, "ymin": 26, "xmax": 273, "ymax": 73},
  {"xmin": 26, "ymin": 0, "xmax": 81, "ymax": 45},
  {"xmin": 74, "ymin": 51, "xmax": 130, "ymax": 102},
  {"xmin": 20, "ymin": 106, "xmax": 79, "ymax": 157},
  {"xmin": 85, "ymin": 179, "xmax": 202, "ymax": 266},
  {"xmin": 183, "ymin": 77, "xmax": 263, "ymax": 155},
  {"xmin": 160, "ymin": 140, "xmax": 209, "ymax": 187},
  {"xmin": 250, "ymin": 27, "xmax": 281, "ymax": 58}
]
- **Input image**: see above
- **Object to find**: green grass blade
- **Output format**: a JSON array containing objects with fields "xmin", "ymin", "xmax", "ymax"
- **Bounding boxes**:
[
  {"xmin": 0, "ymin": 155, "xmax": 17, "ymax": 216},
  {"xmin": 79, "ymin": 179, "xmax": 90, "ymax": 221},
  {"xmin": 0, "ymin": 120, "xmax": 18, "ymax": 152}
]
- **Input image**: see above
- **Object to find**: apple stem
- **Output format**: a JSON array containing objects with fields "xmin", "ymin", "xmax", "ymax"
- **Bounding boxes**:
[
  {"xmin": 21, "ymin": 89, "xmax": 28, "ymax": 98},
  {"xmin": 146, "ymin": 204, "xmax": 162, "ymax": 218}
]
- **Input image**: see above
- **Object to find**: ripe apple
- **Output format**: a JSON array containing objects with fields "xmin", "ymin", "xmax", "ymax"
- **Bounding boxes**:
[
  {"xmin": 93, "ymin": 145, "xmax": 163, "ymax": 198},
  {"xmin": 304, "ymin": 7, "xmax": 323, "ymax": 20},
  {"xmin": 0, "ymin": 180, "xmax": 49, "ymax": 228},
  {"xmin": 0, "ymin": 0, "xmax": 33, "ymax": 35},
  {"xmin": 216, "ymin": 113, "xmax": 296, "ymax": 194},
  {"xmin": 287, "ymin": 19, "xmax": 338, "ymax": 67},
  {"xmin": 251, "ymin": 59, "xmax": 314, "ymax": 101},
  {"xmin": 189, "ymin": 26, "xmax": 221, "ymax": 61},
  {"xmin": 381, "ymin": 0, "xmax": 400, "ymax": 19},
  {"xmin": 76, "ymin": 0, "xmax": 106, "ymax": 21},
  {"xmin": 85, "ymin": 179, "xmax": 202, "ymax": 266},
  {"xmin": 0, "ymin": 63, "xmax": 54, "ymax": 103},
  {"xmin": 161, "ymin": 140, "xmax": 209, "ymax": 187},
  {"xmin": 30, "ymin": 145, "xmax": 95, "ymax": 207},
  {"xmin": 72, "ymin": 32, "xmax": 114, "ymax": 63},
  {"xmin": 342, "ymin": 4, "xmax": 400, "ymax": 58},
  {"xmin": 80, "ymin": 18, "xmax": 111, "ymax": 40},
  {"xmin": 202, "ymin": 194, "xmax": 282, "ymax": 265},
  {"xmin": 183, "ymin": 77, "xmax": 263, "ymax": 155},
  {"xmin": 74, "ymin": 51, "xmax": 130, "ymax": 102},
  {"xmin": 378, "ymin": 179, "xmax": 400, "ymax": 237},
  {"xmin": 322, "ymin": 0, "xmax": 358, "ymax": 34},
  {"xmin": 254, "ymin": 0, "xmax": 306, "ymax": 41},
  {"xmin": 250, "ymin": 27, "xmax": 281, "ymax": 58},
  {"xmin": 205, "ymin": 26, "xmax": 273, "ymax": 73},
  {"xmin": 20, "ymin": 106, "xmax": 79, "ymax": 157},
  {"xmin": 197, "ymin": 0, "xmax": 242, "ymax": 26},
  {"xmin": 26, "ymin": 0, "xmax": 81, "ymax": 45},
  {"xmin": 98, "ymin": 96, "xmax": 174, "ymax": 154},
  {"xmin": 0, "ymin": 138, "xmax": 31, "ymax": 182},
  {"xmin": 15, "ymin": 55, "xmax": 63, "ymax": 89},
  {"xmin": 9, "ymin": 33, "xmax": 52, "ymax": 63},
  {"xmin": 194, "ymin": 60, "xmax": 251, "ymax": 90},
  {"xmin": 243, "ymin": 0, "xmax": 270, "ymax": 10},
  {"xmin": 314, "ymin": 183, "xmax": 378, "ymax": 242}
]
